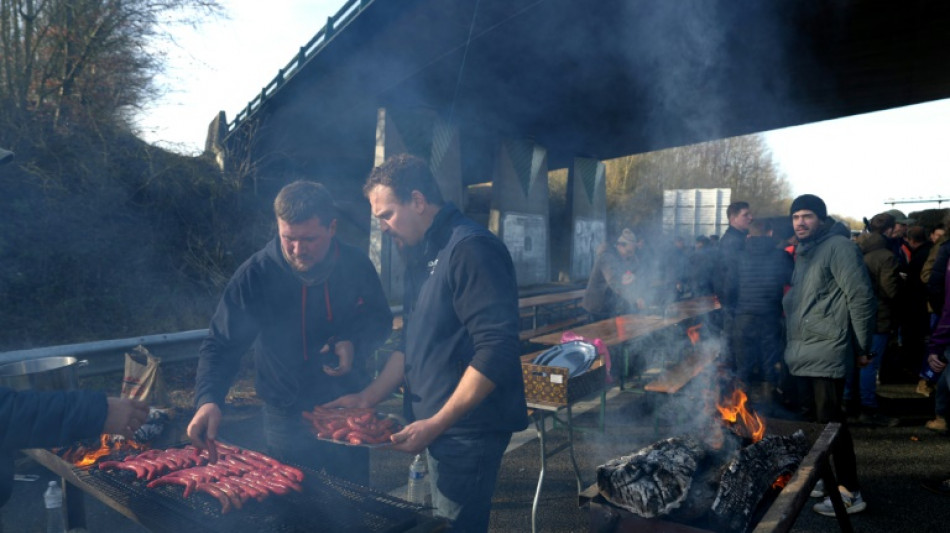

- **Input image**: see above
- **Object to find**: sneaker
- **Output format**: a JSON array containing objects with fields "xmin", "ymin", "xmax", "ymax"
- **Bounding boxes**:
[
  {"xmin": 926, "ymin": 416, "xmax": 948, "ymax": 433},
  {"xmin": 917, "ymin": 379, "xmax": 935, "ymax": 397},
  {"xmin": 813, "ymin": 487, "xmax": 866, "ymax": 516},
  {"xmin": 810, "ymin": 479, "xmax": 826, "ymax": 498}
]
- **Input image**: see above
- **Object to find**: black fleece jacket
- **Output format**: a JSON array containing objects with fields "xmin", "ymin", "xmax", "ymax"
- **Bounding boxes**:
[
  {"xmin": 402, "ymin": 204, "xmax": 529, "ymax": 435},
  {"xmin": 195, "ymin": 237, "xmax": 392, "ymax": 411}
]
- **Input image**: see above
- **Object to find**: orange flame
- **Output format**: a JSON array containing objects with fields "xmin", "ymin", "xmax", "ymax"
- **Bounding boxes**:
[
  {"xmin": 716, "ymin": 388, "xmax": 766, "ymax": 442},
  {"xmin": 772, "ymin": 473, "xmax": 792, "ymax": 490},
  {"xmin": 686, "ymin": 324, "xmax": 702, "ymax": 345},
  {"xmin": 62, "ymin": 434, "xmax": 147, "ymax": 467}
]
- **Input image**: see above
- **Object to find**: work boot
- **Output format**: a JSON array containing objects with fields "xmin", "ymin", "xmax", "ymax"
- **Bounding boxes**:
[
  {"xmin": 926, "ymin": 416, "xmax": 948, "ymax": 433},
  {"xmin": 917, "ymin": 379, "xmax": 935, "ymax": 398}
]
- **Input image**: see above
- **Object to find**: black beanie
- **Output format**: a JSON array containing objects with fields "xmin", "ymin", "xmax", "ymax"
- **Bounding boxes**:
[{"xmin": 790, "ymin": 194, "xmax": 827, "ymax": 220}]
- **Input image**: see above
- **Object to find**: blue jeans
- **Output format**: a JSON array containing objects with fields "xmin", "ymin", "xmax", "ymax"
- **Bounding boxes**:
[
  {"xmin": 845, "ymin": 333, "xmax": 889, "ymax": 409},
  {"xmin": 426, "ymin": 432, "xmax": 511, "ymax": 533},
  {"xmin": 262, "ymin": 403, "xmax": 369, "ymax": 485}
]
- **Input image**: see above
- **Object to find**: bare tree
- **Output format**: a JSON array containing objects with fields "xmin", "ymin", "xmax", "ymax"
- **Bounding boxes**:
[
  {"xmin": 604, "ymin": 133, "xmax": 791, "ymax": 233},
  {"xmin": 0, "ymin": 0, "xmax": 221, "ymax": 131}
]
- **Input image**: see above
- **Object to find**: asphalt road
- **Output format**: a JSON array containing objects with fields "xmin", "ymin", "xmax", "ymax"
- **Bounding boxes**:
[{"xmin": 3, "ymin": 379, "xmax": 949, "ymax": 533}]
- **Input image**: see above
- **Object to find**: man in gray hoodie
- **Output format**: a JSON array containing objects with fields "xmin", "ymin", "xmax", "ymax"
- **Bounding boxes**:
[{"xmin": 783, "ymin": 194, "xmax": 875, "ymax": 517}]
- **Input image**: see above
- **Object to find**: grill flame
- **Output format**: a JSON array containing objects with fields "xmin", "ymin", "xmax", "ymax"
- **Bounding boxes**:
[
  {"xmin": 716, "ymin": 388, "xmax": 766, "ymax": 442},
  {"xmin": 59, "ymin": 434, "xmax": 147, "ymax": 467}
]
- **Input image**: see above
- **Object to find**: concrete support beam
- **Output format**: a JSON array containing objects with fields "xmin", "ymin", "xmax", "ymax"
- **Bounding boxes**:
[
  {"xmin": 370, "ymin": 106, "xmax": 463, "ymax": 301},
  {"xmin": 568, "ymin": 157, "xmax": 606, "ymax": 281},
  {"xmin": 489, "ymin": 139, "xmax": 550, "ymax": 286}
]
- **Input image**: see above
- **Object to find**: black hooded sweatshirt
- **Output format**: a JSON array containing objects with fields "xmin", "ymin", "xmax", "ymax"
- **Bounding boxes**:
[{"xmin": 195, "ymin": 236, "xmax": 392, "ymax": 412}]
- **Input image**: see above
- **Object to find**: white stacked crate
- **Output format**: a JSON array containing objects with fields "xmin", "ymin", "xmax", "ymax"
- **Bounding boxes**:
[{"xmin": 662, "ymin": 188, "xmax": 731, "ymax": 238}]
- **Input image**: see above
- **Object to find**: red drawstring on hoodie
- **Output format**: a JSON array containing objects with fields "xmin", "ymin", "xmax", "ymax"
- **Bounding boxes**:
[{"xmin": 300, "ymin": 281, "xmax": 334, "ymax": 362}]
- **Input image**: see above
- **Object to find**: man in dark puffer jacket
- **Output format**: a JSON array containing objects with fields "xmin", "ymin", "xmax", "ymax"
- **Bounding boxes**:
[{"xmin": 733, "ymin": 219, "xmax": 793, "ymax": 404}]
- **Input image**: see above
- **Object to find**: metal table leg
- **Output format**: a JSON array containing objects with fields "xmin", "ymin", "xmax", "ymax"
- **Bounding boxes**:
[{"xmin": 531, "ymin": 406, "xmax": 587, "ymax": 533}]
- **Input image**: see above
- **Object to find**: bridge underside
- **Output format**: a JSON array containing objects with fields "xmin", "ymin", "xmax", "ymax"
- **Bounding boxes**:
[{"xmin": 222, "ymin": 0, "xmax": 950, "ymax": 197}]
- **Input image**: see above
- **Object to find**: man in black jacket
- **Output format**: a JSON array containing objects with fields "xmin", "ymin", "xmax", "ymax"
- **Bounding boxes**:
[
  {"xmin": 187, "ymin": 181, "xmax": 392, "ymax": 484},
  {"xmin": 733, "ymin": 219, "xmax": 793, "ymax": 406},
  {"xmin": 716, "ymin": 201, "xmax": 753, "ymax": 369},
  {"xmin": 330, "ymin": 154, "xmax": 529, "ymax": 532}
]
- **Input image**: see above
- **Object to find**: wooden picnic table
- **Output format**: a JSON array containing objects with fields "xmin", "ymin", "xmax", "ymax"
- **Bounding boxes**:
[
  {"xmin": 391, "ymin": 288, "xmax": 587, "ymax": 333},
  {"xmin": 529, "ymin": 295, "xmax": 720, "ymax": 347},
  {"xmin": 528, "ymin": 314, "xmax": 675, "ymax": 347}
]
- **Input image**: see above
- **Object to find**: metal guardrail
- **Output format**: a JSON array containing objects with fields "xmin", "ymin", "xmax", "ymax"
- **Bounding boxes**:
[
  {"xmin": 226, "ymin": 0, "xmax": 372, "ymax": 135},
  {"xmin": 0, "ymin": 330, "xmax": 210, "ymax": 377},
  {"xmin": 0, "ymin": 304, "xmax": 408, "ymax": 378}
]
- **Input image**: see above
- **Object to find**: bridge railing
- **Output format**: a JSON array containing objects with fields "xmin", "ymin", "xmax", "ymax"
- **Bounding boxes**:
[
  {"xmin": 0, "ymin": 301, "xmax": 405, "ymax": 378},
  {"xmin": 226, "ymin": 0, "xmax": 371, "ymax": 135}
]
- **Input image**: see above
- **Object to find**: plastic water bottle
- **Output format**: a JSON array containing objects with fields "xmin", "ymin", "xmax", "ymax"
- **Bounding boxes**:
[
  {"xmin": 44, "ymin": 480, "xmax": 65, "ymax": 533},
  {"xmin": 406, "ymin": 453, "xmax": 428, "ymax": 504}
]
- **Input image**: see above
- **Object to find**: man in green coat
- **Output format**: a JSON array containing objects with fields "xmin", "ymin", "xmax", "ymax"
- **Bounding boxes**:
[{"xmin": 783, "ymin": 194, "xmax": 875, "ymax": 517}]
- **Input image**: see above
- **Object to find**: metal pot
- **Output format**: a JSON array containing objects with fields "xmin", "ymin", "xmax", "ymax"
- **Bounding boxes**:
[{"xmin": 0, "ymin": 356, "xmax": 88, "ymax": 391}]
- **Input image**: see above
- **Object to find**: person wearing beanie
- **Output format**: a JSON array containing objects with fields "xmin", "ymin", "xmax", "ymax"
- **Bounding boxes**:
[
  {"xmin": 789, "ymin": 194, "xmax": 828, "ymax": 221},
  {"xmin": 785, "ymin": 194, "xmax": 876, "ymax": 516}
]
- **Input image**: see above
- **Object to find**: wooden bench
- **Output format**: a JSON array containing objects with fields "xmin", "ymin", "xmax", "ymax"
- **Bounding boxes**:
[{"xmin": 643, "ymin": 348, "xmax": 718, "ymax": 394}]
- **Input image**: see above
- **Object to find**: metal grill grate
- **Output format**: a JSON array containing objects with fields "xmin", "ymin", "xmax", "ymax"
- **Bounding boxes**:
[{"xmin": 70, "ymin": 456, "xmax": 427, "ymax": 533}]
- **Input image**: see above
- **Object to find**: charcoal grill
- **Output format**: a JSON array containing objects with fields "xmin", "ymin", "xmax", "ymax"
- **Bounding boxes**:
[
  {"xmin": 579, "ymin": 421, "xmax": 855, "ymax": 533},
  {"xmin": 26, "ymin": 447, "xmax": 444, "ymax": 532}
]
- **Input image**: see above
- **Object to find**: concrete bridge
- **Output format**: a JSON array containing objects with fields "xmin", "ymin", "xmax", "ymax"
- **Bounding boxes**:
[{"xmin": 205, "ymin": 0, "xmax": 950, "ymax": 297}]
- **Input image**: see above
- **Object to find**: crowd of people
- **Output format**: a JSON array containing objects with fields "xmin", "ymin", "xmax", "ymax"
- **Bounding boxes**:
[{"xmin": 582, "ymin": 193, "xmax": 950, "ymax": 516}]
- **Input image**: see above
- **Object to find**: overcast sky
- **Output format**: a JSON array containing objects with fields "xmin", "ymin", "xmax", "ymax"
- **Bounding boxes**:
[{"xmin": 138, "ymin": 1, "xmax": 949, "ymax": 223}]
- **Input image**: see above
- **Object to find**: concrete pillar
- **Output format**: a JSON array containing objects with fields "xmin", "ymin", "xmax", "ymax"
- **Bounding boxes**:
[
  {"xmin": 370, "ymin": 106, "xmax": 463, "ymax": 301},
  {"xmin": 489, "ymin": 138, "xmax": 550, "ymax": 286},
  {"xmin": 205, "ymin": 111, "xmax": 229, "ymax": 170},
  {"xmin": 568, "ymin": 157, "xmax": 607, "ymax": 281}
]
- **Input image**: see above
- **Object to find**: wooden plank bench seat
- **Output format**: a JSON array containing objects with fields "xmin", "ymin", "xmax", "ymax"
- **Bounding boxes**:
[{"xmin": 643, "ymin": 348, "xmax": 718, "ymax": 394}]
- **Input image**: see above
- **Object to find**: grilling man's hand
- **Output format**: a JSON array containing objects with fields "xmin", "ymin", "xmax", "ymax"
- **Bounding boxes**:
[
  {"xmin": 187, "ymin": 402, "xmax": 222, "ymax": 463},
  {"xmin": 323, "ymin": 340, "xmax": 354, "ymax": 376}
]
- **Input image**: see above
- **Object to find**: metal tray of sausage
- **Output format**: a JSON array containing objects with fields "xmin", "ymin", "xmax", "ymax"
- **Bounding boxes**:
[{"xmin": 303, "ymin": 408, "xmax": 405, "ymax": 448}]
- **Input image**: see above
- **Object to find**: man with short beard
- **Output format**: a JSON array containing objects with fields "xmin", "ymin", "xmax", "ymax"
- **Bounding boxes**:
[
  {"xmin": 187, "ymin": 181, "xmax": 392, "ymax": 484},
  {"xmin": 783, "ymin": 194, "xmax": 875, "ymax": 516}
]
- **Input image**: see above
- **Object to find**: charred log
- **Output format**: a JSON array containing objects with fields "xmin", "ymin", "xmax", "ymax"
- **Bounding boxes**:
[
  {"xmin": 596, "ymin": 435, "xmax": 707, "ymax": 518},
  {"xmin": 711, "ymin": 430, "xmax": 809, "ymax": 532}
]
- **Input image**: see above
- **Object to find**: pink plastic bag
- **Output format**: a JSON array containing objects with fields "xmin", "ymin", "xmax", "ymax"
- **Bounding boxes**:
[{"xmin": 559, "ymin": 331, "xmax": 613, "ymax": 383}]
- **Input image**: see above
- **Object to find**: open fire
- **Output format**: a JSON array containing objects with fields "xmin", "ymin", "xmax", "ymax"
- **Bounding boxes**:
[
  {"xmin": 595, "ymin": 325, "xmax": 808, "ymax": 532},
  {"xmin": 56, "ymin": 434, "xmax": 147, "ymax": 467}
]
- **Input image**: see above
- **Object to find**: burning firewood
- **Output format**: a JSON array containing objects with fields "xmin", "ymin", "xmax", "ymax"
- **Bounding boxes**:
[
  {"xmin": 596, "ymin": 435, "xmax": 707, "ymax": 518},
  {"xmin": 711, "ymin": 430, "xmax": 809, "ymax": 532}
]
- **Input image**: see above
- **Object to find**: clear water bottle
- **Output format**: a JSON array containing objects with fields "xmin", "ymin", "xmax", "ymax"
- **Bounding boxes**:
[
  {"xmin": 406, "ymin": 453, "xmax": 429, "ymax": 504},
  {"xmin": 44, "ymin": 480, "xmax": 65, "ymax": 533}
]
